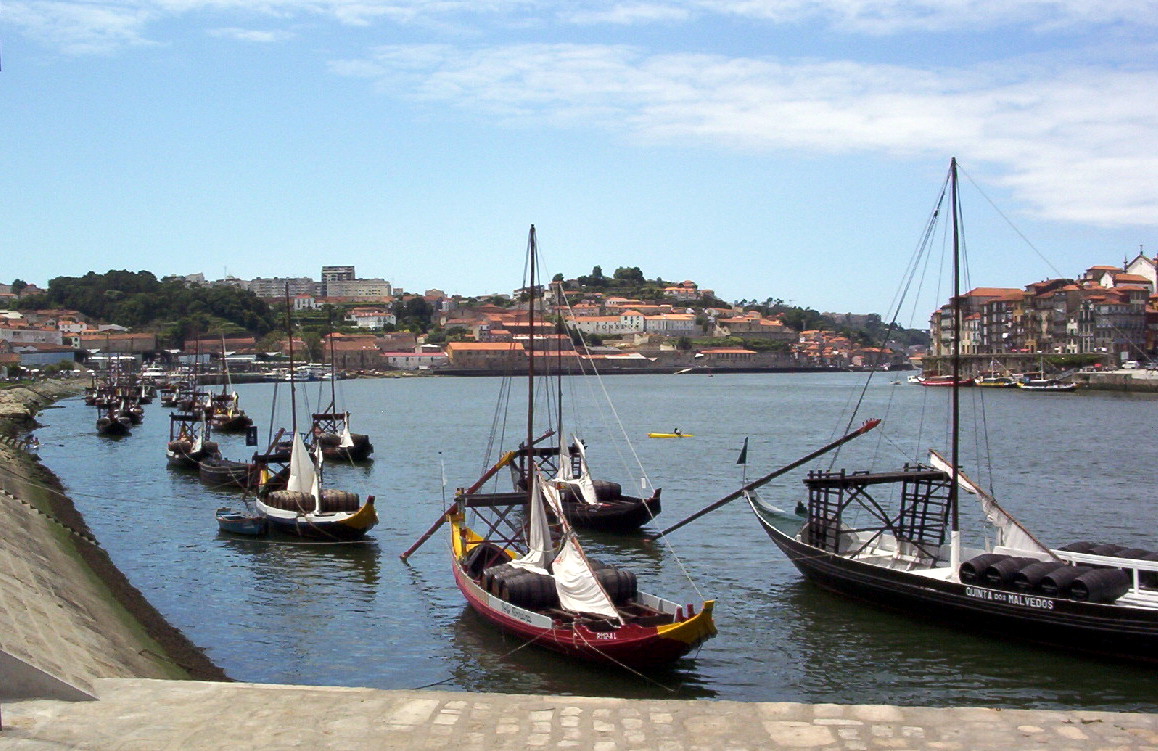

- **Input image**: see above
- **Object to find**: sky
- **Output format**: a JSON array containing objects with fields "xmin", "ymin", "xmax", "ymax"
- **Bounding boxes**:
[{"xmin": 2, "ymin": 1, "xmax": 1157, "ymax": 325}]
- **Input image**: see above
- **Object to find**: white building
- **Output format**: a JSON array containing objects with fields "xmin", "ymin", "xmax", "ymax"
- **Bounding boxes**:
[{"xmin": 345, "ymin": 308, "xmax": 397, "ymax": 330}]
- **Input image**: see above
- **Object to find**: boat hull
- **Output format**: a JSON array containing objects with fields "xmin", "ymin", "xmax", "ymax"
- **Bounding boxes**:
[
  {"xmin": 255, "ymin": 497, "xmax": 378, "ymax": 541},
  {"xmin": 216, "ymin": 509, "xmax": 267, "ymax": 536},
  {"xmin": 318, "ymin": 433, "xmax": 374, "ymax": 462},
  {"xmin": 748, "ymin": 499, "xmax": 1158, "ymax": 663},
  {"xmin": 211, "ymin": 413, "xmax": 253, "ymax": 433},
  {"xmin": 452, "ymin": 558, "xmax": 713, "ymax": 667},
  {"xmin": 450, "ymin": 518, "xmax": 715, "ymax": 667},
  {"xmin": 198, "ymin": 458, "xmax": 256, "ymax": 489},
  {"xmin": 562, "ymin": 492, "xmax": 661, "ymax": 533}
]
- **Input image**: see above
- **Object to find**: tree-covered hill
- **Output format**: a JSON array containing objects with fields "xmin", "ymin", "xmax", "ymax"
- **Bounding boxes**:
[{"xmin": 17, "ymin": 270, "xmax": 277, "ymax": 345}]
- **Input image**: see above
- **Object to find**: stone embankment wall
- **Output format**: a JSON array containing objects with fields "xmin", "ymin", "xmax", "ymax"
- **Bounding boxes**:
[{"xmin": 0, "ymin": 378, "xmax": 224, "ymax": 700}]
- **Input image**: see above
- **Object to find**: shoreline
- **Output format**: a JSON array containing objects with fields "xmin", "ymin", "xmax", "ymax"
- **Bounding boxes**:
[{"xmin": 0, "ymin": 377, "xmax": 226, "ymax": 695}]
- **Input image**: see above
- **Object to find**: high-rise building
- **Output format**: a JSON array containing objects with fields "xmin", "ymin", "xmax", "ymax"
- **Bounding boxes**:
[{"xmin": 321, "ymin": 266, "xmax": 356, "ymax": 297}]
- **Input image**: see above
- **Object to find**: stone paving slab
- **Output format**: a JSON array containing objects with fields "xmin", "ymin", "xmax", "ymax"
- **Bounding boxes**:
[{"xmin": 2, "ymin": 678, "xmax": 1157, "ymax": 751}]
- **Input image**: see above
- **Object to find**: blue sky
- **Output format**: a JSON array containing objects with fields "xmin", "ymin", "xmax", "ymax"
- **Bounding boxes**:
[{"xmin": 3, "ymin": 1, "xmax": 1156, "ymax": 324}]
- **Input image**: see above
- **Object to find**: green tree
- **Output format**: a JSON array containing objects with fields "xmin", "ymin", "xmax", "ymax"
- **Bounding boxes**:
[
  {"xmin": 613, "ymin": 266, "xmax": 644, "ymax": 284},
  {"xmin": 11, "ymin": 279, "xmax": 27, "ymax": 296}
]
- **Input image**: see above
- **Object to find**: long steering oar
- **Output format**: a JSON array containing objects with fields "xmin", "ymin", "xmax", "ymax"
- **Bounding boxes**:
[
  {"xmin": 645, "ymin": 419, "xmax": 880, "ymax": 543},
  {"xmin": 400, "ymin": 450, "xmax": 517, "ymax": 561}
]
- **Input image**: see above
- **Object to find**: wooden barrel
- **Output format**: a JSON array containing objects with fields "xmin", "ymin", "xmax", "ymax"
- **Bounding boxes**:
[
  {"xmin": 1011, "ymin": 561, "xmax": 1069, "ymax": 592},
  {"xmin": 958, "ymin": 554, "xmax": 1005, "ymax": 584},
  {"xmin": 319, "ymin": 489, "xmax": 360, "ymax": 512},
  {"xmin": 1069, "ymin": 568, "xmax": 1131, "ymax": 603},
  {"xmin": 1040, "ymin": 565, "xmax": 1094, "ymax": 597},
  {"xmin": 981, "ymin": 557, "xmax": 1038, "ymax": 589},
  {"xmin": 265, "ymin": 490, "xmax": 315, "ymax": 513}
]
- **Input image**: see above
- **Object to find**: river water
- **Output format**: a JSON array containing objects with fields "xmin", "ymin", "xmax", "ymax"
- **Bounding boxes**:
[{"xmin": 32, "ymin": 373, "xmax": 1158, "ymax": 710}]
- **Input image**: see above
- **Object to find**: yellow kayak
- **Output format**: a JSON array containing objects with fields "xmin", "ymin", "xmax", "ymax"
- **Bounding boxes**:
[{"xmin": 648, "ymin": 432, "xmax": 694, "ymax": 438}]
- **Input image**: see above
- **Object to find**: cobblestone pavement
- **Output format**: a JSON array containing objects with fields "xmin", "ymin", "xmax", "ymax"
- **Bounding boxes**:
[{"xmin": 2, "ymin": 678, "xmax": 1157, "ymax": 750}]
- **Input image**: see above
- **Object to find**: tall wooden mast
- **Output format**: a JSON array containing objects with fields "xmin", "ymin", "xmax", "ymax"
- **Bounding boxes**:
[
  {"xmin": 526, "ymin": 225, "xmax": 537, "ymax": 502},
  {"xmin": 949, "ymin": 157, "xmax": 962, "ymax": 561}
]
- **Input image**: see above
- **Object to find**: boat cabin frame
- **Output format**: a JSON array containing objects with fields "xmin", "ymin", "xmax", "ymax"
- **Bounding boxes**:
[{"xmin": 803, "ymin": 466, "xmax": 952, "ymax": 563}]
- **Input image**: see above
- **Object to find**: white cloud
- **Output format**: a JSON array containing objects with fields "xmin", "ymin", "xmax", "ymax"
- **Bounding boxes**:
[
  {"xmin": 690, "ymin": 0, "xmax": 1158, "ymax": 33},
  {"xmin": 8, "ymin": 0, "xmax": 1158, "ymax": 55},
  {"xmin": 208, "ymin": 26, "xmax": 294, "ymax": 42},
  {"xmin": 5, "ymin": 1, "xmax": 158, "ymax": 55},
  {"xmin": 563, "ymin": 4, "xmax": 691, "ymax": 25},
  {"xmin": 335, "ymin": 42, "xmax": 1158, "ymax": 225}
]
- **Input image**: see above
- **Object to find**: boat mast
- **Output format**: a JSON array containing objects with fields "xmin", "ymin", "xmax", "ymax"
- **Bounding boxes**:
[
  {"xmin": 555, "ymin": 281, "xmax": 564, "ymax": 462},
  {"xmin": 328, "ymin": 310, "xmax": 338, "ymax": 413},
  {"xmin": 526, "ymin": 225, "xmax": 537, "ymax": 501},
  {"xmin": 949, "ymin": 157, "xmax": 962, "ymax": 572},
  {"xmin": 284, "ymin": 283, "xmax": 298, "ymax": 438}
]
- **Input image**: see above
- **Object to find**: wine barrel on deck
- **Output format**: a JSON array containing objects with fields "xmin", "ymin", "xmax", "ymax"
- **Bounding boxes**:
[
  {"xmin": 265, "ymin": 490, "xmax": 316, "ymax": 514},
  {"xmin": 1069, "ymin": 568, "xmax": 1131, "ymax": 603},
  {"xmin": 958, "ymin": 554, "xmax": 1006, "ymax": 584},
  {"xmin": 319, "ymin": 489, "xmax": 360, "ymax": 512},
  {"xmin": 1040, "ymin": 565, "xmax": 1094, "ymax": 597},
  {"xmin": 1011, "ymin": 561, "xmax": 1069, "ymax": 592},
  {"xmin": 981, "ymin": 557, "xmax": 1038, "ymax": 589}
]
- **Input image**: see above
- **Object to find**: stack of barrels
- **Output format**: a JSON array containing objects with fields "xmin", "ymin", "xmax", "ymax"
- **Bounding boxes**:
[
  {"xmin": 482, "ymin": 559, "xmax": 638, "ymax": 610},
  {"xmin": 958, "ymin": 541, "xmax": 1155, "ymax": 604}
]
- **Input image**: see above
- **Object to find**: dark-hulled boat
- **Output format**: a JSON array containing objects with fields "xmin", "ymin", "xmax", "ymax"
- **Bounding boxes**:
[
  {"xmin": 198, "ymin": 456, "xmax": 256, "ymax": 490},
  {"xmin": 511, "ymin": 438, "xmax": 661, "ymax": 533},
  {"xmin": 166, "ymin": 413, "xmax": 221, "ymax": 469},
  {"xmin": 208, "ymin": 392, "xmax": 254, "ymax": 433},
  {"xmin": 310, "ymin": 411, "xmax": 373, "ymax": 462},
  {"xmin": 96, "ymin": 402, "xmax": 132, "ymax": 436},
  {"xmin": 747, "ymin": 159, "xmax": 1158, "ymax": 663},
  {"xmin": 216, "ymin": 505, "xmax": 267, "ymax": 536}
]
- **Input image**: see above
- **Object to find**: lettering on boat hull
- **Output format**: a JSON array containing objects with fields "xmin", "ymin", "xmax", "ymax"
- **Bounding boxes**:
[{"xmin": 964, "ymin": 586, "xmax": 1055, "ymax": 610}]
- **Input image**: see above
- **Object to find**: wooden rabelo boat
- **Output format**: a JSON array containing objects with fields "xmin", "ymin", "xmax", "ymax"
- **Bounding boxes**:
[
  {"xmin": 252, "ymin": 431, "xmax": 377, "ymax": 539},
  {"xmin": 746, "ymin": 159, "xmax": 1158, "ymax": 662},
  {"xmin": 246, "ymin": 284, "xmax": 378, "ymax": 540},
  {"xmin": 96, "ymin": 402, "xmax": 133, "ymax": 436},
  {"xmin": 207, "ymin": 341, "xmax": 253, "ymax": 433},
  {"xmin": 198, "ymin": 455, "xmax": 257, "ymax": 490},
  {"xmin": 208, "ymin": 391, "xmax": 253, "ymax": 432},
  {"xmin": 450, "ymin": 466, "xmax": 715, "ymax": 667},
  {"xmin": 511, "ymin": 436, "xmax": 661, "ymax": 533},
  {"xmin": 412, "ymin": 226, "xmax": 715, "ymax": 667},
  {"xmin": 310, "ymin": 410, "xmax": 373, "ymax": 462},
  {"xmin": 307, "ymin": 332, "xmax": 372, "ymax": 462},
  {"xmin": 166, "ymin": 413, "xmax": 221, "ymax": 469}
]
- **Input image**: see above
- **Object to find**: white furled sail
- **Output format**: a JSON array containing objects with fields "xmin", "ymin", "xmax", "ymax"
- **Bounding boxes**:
[
  {"xmin": 556, "ymin": 436, "xmax": 601, "ymax": 507},
  {"xmin": 541, "ymin": 476, "xmax": 621, "ymax": 622},
  {"xmin": 311, "ymin": 441, "xmax": 323, "ymax": 509},
  {"xmin": 511, "ymin": 472, "xmax": 553, "ymax": 574},
  {"xmin": 339, "ymin": 421, "xmax": 355, "ymax": 449},
  {"xmin": 928, "ymin": 449, "xmax": 1054, "ymax": 557},
  {"xmin": 287, "ymin": 431, "xmax": 318, "ymax": 508}
]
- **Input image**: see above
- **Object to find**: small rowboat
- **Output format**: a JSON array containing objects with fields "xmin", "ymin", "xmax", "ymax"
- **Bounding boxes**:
[
  {"xmin": 216, "ymin": 507, "xmax": 267, "ymax": 536},
  {"xmin": 648, "ymin": 432, "xmax": 694, "ymax": 439}
]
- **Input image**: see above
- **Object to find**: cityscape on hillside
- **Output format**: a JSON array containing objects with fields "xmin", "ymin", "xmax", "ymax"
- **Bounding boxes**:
[{"xmin": 1, "ymin": 250, "xmax": 1156, "ymax": 378}]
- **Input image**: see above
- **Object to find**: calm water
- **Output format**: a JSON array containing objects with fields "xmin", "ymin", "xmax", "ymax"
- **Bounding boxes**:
[{"xmin": 32, "ymin": 373, "xmax": 1158, "ymax": 710}]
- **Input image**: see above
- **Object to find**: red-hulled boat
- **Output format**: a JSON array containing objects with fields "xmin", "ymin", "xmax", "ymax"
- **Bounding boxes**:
[
  {"xmin": 434, "ymin": 225, "xmax": 714, "ymax": 667},
  {"xmin": 449, "ymin": 468, "xmax": 715, "ymax": 667}
]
